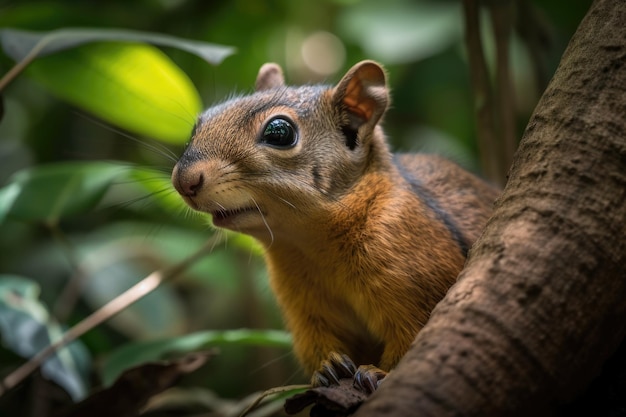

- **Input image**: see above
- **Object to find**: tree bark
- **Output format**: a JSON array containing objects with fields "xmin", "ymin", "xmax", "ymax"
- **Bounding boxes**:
[{"xmin": 355, "ymin": 0, "xmax": 626, "ymax": 415}]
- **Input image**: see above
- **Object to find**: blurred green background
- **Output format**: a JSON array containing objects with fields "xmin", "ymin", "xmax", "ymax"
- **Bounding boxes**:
[{"xmin": 0, "ymin": 0, "xmax": 591, "ymax": 415}]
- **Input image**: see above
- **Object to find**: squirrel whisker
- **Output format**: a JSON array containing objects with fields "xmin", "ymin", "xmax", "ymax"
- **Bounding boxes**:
[{"xmin": 250, "ymin": 195, "xmax": 274, "ymax": 247}]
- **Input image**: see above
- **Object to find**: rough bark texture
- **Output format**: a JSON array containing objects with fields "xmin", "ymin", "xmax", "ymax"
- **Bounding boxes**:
[{"xmin": 355, "ymin": 0, "xmax": 626, "ymax": 415}]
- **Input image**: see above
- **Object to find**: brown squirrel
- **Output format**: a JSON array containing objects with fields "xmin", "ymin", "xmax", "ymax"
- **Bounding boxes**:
[{"xmin": 171, "ymin": 60, "xmax": 499, "ymax": 391}]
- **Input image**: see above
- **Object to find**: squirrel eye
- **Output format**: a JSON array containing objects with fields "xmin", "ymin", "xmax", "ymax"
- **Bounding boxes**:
[{"xmin": 261, "ymin": 117, "xmax": 297, "ymax": 148}]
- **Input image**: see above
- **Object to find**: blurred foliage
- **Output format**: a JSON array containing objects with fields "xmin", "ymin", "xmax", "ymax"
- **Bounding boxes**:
[{"xmin": 0, "ymin": 0, "xmax": 592, "ymax": 415}]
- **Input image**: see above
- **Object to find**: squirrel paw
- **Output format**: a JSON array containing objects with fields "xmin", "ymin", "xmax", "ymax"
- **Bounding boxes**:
[
  {"xmin": 311, "ymin": 351, "xmax": 357, "ymax": 387},
  {"xmin": 353, "ymin": 364, "xmax": 387, "ymax": 394},
  {"xmin": 310, "ymin": 352, "xmax": 387, "ymax": 394}
]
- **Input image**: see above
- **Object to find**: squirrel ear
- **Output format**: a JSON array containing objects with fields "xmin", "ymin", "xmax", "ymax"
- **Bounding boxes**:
[
  {"xmin": 332, "ymin": 60, "xmax": 388, "ymax": 149},
  {"xmin": 256, "ymin": 63, "xmax": 285, "ymax": 91}
]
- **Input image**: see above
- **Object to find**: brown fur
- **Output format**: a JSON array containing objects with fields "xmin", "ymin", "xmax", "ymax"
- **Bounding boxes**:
[{"xmin": 171, "ymin": 61, "xmax": 499, "ymax": 377}]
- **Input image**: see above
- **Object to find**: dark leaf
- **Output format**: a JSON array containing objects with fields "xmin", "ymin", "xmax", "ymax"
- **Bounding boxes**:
[
  {"xmin": 55, "ymin": 350, "xmax": 214, "ymax": 417},
  {"xmin": 0, "ymin": 162, "xmax": 126, "ymax": 225},
  {"xmin": 0, "ymin": 276, "xmax": 91, "ymax": 401}
]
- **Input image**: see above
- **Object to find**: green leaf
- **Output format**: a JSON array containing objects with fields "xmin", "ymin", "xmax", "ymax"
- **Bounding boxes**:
[
  {"xmin": 103, "ymin": 329, "xmax": 292, "ymax": 386},
  {"xmin": 0, "ymin": 27, "xmax": 235, "ymax": 64},
  {"xmin": 0, "ymin": 28, "xmax": 235, "ymax": 142},
  {"xmin": 0, "ymin": 161, "xmax": 126, "ymax": 224},
  {"xmin": 0, "ymin": 275, "xmax": 91, "ymax": 400},
  {"xmin": 25, "ymin": 42, "xmax": 202, "ymax": 144}
]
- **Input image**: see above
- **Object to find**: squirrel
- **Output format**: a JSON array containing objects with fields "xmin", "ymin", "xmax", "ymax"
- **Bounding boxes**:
[{"xmin": 171, "ymin": 60, "xmax": 499, "ymax": 391}]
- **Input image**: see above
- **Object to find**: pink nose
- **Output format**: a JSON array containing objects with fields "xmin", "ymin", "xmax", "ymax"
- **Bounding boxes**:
[{"xmin": 172, "ymin": 164, "xmax": 204, "ymax": 197}]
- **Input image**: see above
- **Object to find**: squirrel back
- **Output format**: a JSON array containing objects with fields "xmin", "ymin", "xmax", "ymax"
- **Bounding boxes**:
[{"xmin": 172, "ymin": 61, "xmax": 499, "ymax": 377}]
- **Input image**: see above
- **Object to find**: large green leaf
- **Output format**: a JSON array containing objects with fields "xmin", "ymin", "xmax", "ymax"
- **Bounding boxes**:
[
  {"xmin": 0, "ymin": 28, "xmax": 235, "ymax": 143},
  {"xmin": 102, "ymin": 329, "xmax": 292, "ymax": 386},
  {"xmin": 25, "ymin": 42, "xmax": 202, "ymax": 144},
  {"xmin": 0, "ymin": 275, "xmax": 91, "ymax": 400},
  {"xmin": 0, "ymin": 161, "xmax": 126, "ymax": 224}
]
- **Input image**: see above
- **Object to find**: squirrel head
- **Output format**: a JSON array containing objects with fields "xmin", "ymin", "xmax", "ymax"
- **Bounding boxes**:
[{"xmin": 171, "ymin": 60, "xmax": 390, "ymax": 243}]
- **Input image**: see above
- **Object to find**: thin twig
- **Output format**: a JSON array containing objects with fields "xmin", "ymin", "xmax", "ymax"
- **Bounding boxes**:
[
  {"xmin": 0, "ymin": 233, "xmax": 223, "ymax": 397},
  {"xmin": 462, "ymin": 0, "xmax": 503, "ymax": 186},
  {"xmin": 0, "ymin": 36, "xmax": 52, "ymax": 92},
  {"xmin": 490, "ymin": 0, "xmax": 518, "ymax": 178},
  {"xmin": 239, "ymin": 384, "xmax": 310, "ymax": 417},
  {"xmin": 515, "ymin": 0, "xmax": 554, "ymax": 93}
]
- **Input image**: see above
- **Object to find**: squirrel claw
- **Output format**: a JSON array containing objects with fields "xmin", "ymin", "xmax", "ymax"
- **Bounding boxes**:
[
  {"xmin": 353, "ymin": 365, "xmax": 387, "ymax": 394},
  {"xmin": 311, "ymin": 352, "xmax": 357, "ymax": 387},
  {"xmin": 311, "ymin": 353, "xmax": 386, "ymax": 395}
]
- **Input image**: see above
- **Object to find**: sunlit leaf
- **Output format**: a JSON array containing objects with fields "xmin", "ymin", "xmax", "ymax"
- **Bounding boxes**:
[
  {"xmin": 24, "ymin": 42, "xmax": 201, "ymax": 144},
  {"xmin": 227, "ymin": 232, "xmax": 265, "ymax": 256},
  {"xmin": 0, "ymin": 27, "xmax": 235, "ymax": 64},
  {"xmin": 0, "ymin": 28, "xmax": 235, "ymax": 142},
  {"xmin": 0, "ymin": 275, "xmax": 91, "ymax": 400},
  {"xmin": 103, "ymin": 329, "xmax": 292, "ymax": 386},
  {"xmin": 0, "ymin": 161, "xmax": 126, "ymax": 224}
]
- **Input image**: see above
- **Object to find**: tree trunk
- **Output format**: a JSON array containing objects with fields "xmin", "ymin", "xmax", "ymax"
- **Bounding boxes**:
[{"xmin": 355, "ymin": 0, "xmax": 626, "ymax": 415}]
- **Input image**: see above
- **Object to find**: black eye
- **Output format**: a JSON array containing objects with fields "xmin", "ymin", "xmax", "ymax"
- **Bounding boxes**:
[{"xmin": 260, "ymin": 117, "xmax": 297, "ymax": 148}]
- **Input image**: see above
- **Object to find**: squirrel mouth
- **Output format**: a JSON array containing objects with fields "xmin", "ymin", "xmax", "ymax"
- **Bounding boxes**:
[{"xmin": 211, "ymin": 206, "xmax": 259, "ymax": 226}]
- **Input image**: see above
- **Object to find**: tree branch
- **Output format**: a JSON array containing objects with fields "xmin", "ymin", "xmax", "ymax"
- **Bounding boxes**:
[{"xmin": 356, "ymin": 0, "xmax": 626, "ymax": 415}]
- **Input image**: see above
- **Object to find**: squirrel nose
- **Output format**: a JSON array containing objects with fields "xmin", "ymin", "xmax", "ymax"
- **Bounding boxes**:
[{"xmin": 172, "ymin": 165, "xmax": 204, "ymax": 197}]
